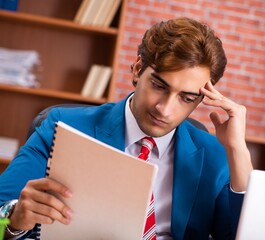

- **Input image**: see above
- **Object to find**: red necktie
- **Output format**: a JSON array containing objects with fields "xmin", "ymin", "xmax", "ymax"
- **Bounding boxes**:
[{"xmin": 138, "ymin": 137, "xmax": 156, "ymax": 240}]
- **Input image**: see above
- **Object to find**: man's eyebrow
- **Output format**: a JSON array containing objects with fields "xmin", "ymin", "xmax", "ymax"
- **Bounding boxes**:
[
  {"xmin": 182, "ymin": 91, "xmax": 202, "ymax": 97},
  {"xmin": 151, "ymin": 72, "xmax": 202, "ymax": 96},
  {"xmin": 151, "ymin": 72, "xmax": 170, "ymax": 87}
]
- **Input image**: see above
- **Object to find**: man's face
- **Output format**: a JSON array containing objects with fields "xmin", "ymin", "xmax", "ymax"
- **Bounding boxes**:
[{"xmin": 130, "ymin": 63, "xmax": 210, "ymax": 138}]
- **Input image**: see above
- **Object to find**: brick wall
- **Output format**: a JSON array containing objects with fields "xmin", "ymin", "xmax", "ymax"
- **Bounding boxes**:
[{"xmin": 115, "ymin": 0, "xmax": 265, "ymax": 138}]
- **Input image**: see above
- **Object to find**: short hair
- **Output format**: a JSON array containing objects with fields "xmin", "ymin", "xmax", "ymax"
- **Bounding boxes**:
[{"xmin": 133, "ymin": 17, "xmax": 227, "ymax": 86}]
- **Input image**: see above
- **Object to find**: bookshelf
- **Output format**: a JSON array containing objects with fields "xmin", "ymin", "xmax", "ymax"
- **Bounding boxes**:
[
  {"xmin": 0, "ymin": 0, "xmax": 127, "ymax": 172},
  {"xmin": 246, "ymin": 136, "xmax": 265, "ymax": 170}
]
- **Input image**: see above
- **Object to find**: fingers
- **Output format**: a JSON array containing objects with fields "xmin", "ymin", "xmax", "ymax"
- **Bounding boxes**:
[
  {"xmin": 201, "ymin": 81, "xmax": 224, "ymax": 104},
  {"xmin": 20, "ymin": 184, "xmax": 72, "ymax": 223},
  {"xmin": 27, "ymin": 178, "xmax": 73, "ymax": 219},
  {"xmin": 23, "ymin": 196, "xmax": 71, "ymax": 225},
  {"xmin": 10, "ymin": 178, "xmax": 73, "ymax": 230},
  {"xmin": 28, "ymin": 178, "xmax": 72, "ymax": 198},
  {"xmin": 202, "ymin": 80, "xmax": 220, "ymax": 94},
  {"xmin": 199, "ymin": 80, "xmax": 247, "ymax": 149},
  {"xmin": 200, "ymin": 81, "xmax": 238, "ymax": 115}
]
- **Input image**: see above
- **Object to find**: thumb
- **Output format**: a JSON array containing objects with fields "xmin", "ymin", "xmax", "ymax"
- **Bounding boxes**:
[{"xmin": 209, "ymin": 112, "xmax": 221, "ymax": 129}]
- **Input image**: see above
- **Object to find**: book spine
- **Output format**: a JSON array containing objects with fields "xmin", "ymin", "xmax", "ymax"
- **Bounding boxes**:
[
  {"xmin": 36, "ymin": 122, "xmax": 58, "ymax": 239},
  {"xmin": 35, "ymin": 224, "xmax": 41, "ymax": 240},
  {"xmin": 103, "ymin": 0, "xmax": 122, "ymax": 27},
  {"xmin": 46, "ymin": 123, "xmax": 58, "ymax": 177},
  {"xmin": 74, "ymin": 0, "xmax": 90, "ymax": 22},
  {"xmin": 91, "ymin": 66, "xmax": 112, "ymax": 98}
]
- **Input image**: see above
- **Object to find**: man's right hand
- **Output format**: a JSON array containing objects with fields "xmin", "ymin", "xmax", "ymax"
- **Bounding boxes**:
[{"xmin": 9, "ymin": 178, "xmax": 73, "ymax": 231}]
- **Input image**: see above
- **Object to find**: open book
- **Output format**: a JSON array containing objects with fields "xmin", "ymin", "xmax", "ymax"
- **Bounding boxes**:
[{"xmin": 39, "ymin": 121, "xmax": 158, "ymax": 240}]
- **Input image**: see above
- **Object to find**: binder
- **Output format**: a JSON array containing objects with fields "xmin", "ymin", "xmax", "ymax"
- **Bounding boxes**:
[
  {"xmin": 80, "ymin": 64, "xmax": 102, "ymax": 97},
  {"xmin": 1, "ymin": 0, "xmax": 18, "ymax": 11},
  {"xmin": 38, "ymin": 121, "xmax": 158, "ymax": 240}
]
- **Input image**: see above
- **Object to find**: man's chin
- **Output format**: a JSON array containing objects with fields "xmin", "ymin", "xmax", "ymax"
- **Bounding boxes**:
[{"xmin": 140, "ymin": 125, "xmax": 171, "ymax": 138}]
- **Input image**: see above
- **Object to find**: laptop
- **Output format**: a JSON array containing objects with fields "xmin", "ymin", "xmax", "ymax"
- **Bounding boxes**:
[{"xmin": 236, "ymin": 170, "xmax": 265, "ymax": 240}]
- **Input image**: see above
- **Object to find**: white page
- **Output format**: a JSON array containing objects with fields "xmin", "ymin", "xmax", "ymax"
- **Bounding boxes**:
[
  {"xmin": 236, "ymin": 170, "xmax": 265, "ymax": 240},
  {"xmin": 40, "ymin": 121, "xmax": 158, "ymax": 240}
]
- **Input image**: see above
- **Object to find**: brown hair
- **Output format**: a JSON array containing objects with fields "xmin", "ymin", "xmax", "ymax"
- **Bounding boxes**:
[{"xmin": 132, "ymin": 17, "xmax": 227, "ymax": 86}]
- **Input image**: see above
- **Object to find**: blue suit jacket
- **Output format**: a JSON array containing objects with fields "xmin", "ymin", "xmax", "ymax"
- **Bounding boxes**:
[{"xmin": 0, "ymin": 96, "xmax": 243, "ymax": 239}]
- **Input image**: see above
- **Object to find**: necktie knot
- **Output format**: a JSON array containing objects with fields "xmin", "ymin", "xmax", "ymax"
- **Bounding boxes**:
[{"xmin": 138, "ymin": 137, "xmax": 156, "ymax": 161}]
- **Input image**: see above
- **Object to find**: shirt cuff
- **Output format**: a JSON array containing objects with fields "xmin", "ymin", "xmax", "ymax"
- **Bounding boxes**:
[{"xmin": 230, "ymin": 185, "xmax": 246, "ymax": 194}]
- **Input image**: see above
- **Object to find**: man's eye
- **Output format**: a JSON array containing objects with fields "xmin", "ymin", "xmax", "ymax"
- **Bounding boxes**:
[
  {"xmin": 181, "ymin": 95, "xmax": 196, "ymax": 103},
  {"xmin": 151, "ymin": 80, "xmax": 165, "ymax": 90}
]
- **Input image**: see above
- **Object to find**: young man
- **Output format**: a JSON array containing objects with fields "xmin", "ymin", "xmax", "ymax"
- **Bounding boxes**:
[{"xmin": 0, "ymin": 17, "xmax": 252, "ymax": 239}]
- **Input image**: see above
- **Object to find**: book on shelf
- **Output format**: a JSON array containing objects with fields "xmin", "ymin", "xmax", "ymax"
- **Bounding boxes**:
[
  {"xmin": 0, "ymin": 0, "xmax": 19, "ymax": 11},
  {"xmin": 80, "ymin": 64, "xmax": 101, "ymax": 97},
  {"xmin": 75, "ymin": 0, "xmax": 103, "ymax": 25},
  {"xmin": 102, "ymin": 0, "xmax": 122, "ymax": 27},
  {"xmin": 38, "ymin": 121, "xmax": 157, "ymax": 240},
  {"xmin": 81, "ymin": 64, "xmax": 112, "ymax": 98},
  {"xmin": 0, "ymin": 136, "xmax": 19, "ymax": 160},
  {"xmin": 74, "ymin": 0, "xmax": 122, "ymax": 27},
  {"xmin": 91, "ymin": 65, "xmax": 112, "ymax": 98},
  {"xmin": 91, "ymin": 0, "xmax": 108, "ymax": 25},
  {"xmin": 73, "ymin": 0, "xmax": 90, "ymax": 23}
]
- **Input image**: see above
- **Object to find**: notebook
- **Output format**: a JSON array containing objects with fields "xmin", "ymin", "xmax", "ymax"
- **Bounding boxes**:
[
  {"xmin": 38, "ymin": 121, "xmax": 158, "ymax": 240},
  {"xmin": 236, "ymin": 170, "xmax": 265, "ymax": 240}
]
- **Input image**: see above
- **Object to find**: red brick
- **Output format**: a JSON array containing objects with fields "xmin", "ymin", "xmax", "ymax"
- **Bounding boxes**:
[{"xmin": 115, "ymin": 0, "xmax": 265, "ymax": 138}]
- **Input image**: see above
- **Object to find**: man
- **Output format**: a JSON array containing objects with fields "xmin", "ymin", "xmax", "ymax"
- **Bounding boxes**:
[{"xmin": 0, "ymin": 17, "xmax": 252, "ymax": 239}]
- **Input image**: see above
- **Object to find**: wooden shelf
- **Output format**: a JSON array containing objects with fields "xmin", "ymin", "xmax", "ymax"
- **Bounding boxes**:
[
  {"xmin": 0, "ymin": 158, "xmax": 12, "ymax": 165},
  {"xmin": 0, "ymin": 84, "xmax": 107, "ymax": 105},
  {"xmin": 246, "ymin": 135, "xmax": 265, "ymax": 145},
  {"xmin": 0, "ymin": 158, "xmax": 11, "ymax": 174},
  {"xmin": 0, "ymin": 9, "xmax": 119, "ymax": 36},
  {"xmin": 246, "ymin": 137, "xmax": 265, "ymax": 170}
]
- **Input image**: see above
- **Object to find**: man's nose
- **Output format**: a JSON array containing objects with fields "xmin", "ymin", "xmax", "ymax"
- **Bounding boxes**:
[{"xmin": 155, "ymin": 95, "xmax": 176, "ymax": 117}]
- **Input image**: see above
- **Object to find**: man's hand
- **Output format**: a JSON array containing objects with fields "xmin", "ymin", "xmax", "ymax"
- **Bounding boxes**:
[
  {"xmin": 9, "ymin": 178, "xmax": 73, "ymax": 231},
  {"xmin": 200, "ymin": 81, "xmax": 247, "ymax": 148},
  {"xmin": 200, "ymin": 81, "xmax": 253, "ymax": 191}
]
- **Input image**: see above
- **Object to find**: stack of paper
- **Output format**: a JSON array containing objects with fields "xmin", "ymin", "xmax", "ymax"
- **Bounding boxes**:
[
  {"xmin": 0, "ymin": 136, "xmax": 19, "ymax": 160},
  {"xmin": 0, "ymin": 48, "xmax": 40, "ymax": 87}
]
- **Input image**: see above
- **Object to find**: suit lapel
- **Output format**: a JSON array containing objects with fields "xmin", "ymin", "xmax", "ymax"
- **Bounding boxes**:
[
  {"xmin": 94, "ymin": 98, "xmax": 127, "ymax": 151},
  {"xmin": 171, "ymin": 122, "xmax": 205, "ymax": 239}
]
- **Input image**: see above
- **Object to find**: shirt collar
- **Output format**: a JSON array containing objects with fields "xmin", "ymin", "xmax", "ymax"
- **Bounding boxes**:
[{"xmin": 125, "ymin": 95, "xmax": 175, "ymax": 159}]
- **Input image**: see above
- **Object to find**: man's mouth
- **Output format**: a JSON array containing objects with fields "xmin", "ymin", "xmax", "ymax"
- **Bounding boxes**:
[{"xmin": 149, "ymin": 113, "xmax": 167, "ymax": 126}]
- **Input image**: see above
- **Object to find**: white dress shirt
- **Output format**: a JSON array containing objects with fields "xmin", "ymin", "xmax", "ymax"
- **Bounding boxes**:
[{"xmin": 124, "ymin": 96, "xmax": 175, "ymax": 239}]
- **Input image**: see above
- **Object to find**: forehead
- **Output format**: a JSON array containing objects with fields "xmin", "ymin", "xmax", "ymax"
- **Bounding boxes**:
[{"xmin": 146, "ymin": 66, "xmax": 210, "ymax": 91}]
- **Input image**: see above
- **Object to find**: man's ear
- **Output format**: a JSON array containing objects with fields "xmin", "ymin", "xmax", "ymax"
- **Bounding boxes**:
[
  {"xmin": 133, "ymin": 55, "xmax": 142, "ymax": 77},
  {"xmin": 131, "ymin": 55, "xmax": 142, "ymax": 87}
]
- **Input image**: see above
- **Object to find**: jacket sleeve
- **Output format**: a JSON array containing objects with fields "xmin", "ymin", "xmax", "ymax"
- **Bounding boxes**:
[
  {"xmin": 211, "ymin": 185, "xmax": 244, "ymax": 240},
  {"xmin": 0, "ymin": 108, "xmax": 61, "ymax": 206}
]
